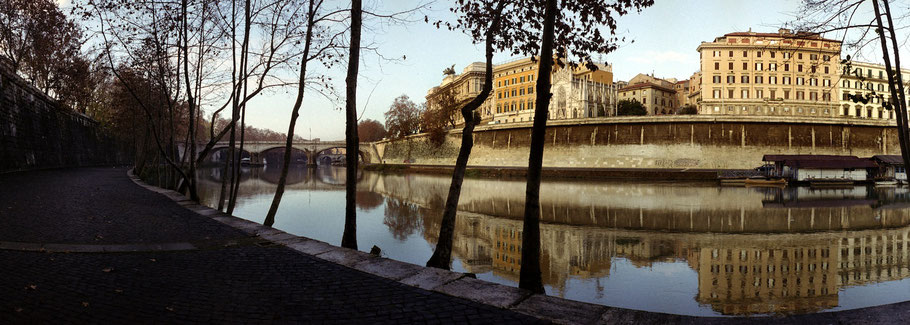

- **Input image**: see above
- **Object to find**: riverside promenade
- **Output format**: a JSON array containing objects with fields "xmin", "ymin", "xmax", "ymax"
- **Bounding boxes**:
[{"xmin": 2, "ymin": 167, "xmax": 910, "ymax": 324}]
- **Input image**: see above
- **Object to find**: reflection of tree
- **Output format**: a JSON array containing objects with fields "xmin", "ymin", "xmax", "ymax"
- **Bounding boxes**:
[
  {"xmin": 383, "ymin": 197, "xmax": 423, "ymax": 241},
  {"xmin": 356, "ymin": 191, "xmax": 383, "ymax": 211}
]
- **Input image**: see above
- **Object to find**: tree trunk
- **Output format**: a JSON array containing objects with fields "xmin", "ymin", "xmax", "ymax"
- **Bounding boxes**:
[
  {"xmin": 341, "ymin": 0, "xmax": 362, "ymax": 250},
  {"xmin": 872, "ymin": 0, "xmax": 910, "ymax": 170},
  {"xmin": 218, "ymin": 0, "xmax": 238, "ymax": 212},
  {"xmin": 519, "ymin": 0, "xmax": 557, "ymax": 295},
  {"xmin": 227, "ymin": 0, "xmax": 252, "ymax": 216},
  {"xmin": 426, "ymin": 0, "xmax": 505, "ymax": 270},
  {"xmin": 882, "ymin": 0, "xmax": 910, "ymax": 169},
  {"xmin": 264, "ymin": 0, "xmax": 316, "ymax": 227}
]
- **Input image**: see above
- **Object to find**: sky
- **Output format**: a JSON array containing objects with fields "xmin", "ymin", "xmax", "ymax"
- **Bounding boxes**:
[{"xmin": 61, "ymin": 0, "xmax": 904, "ymax": 141}]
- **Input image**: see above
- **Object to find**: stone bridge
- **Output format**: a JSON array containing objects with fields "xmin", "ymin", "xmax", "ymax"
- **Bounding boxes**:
[{"xmin": 180, "ymin": 140, "xmax": 384, "ymax": 166}]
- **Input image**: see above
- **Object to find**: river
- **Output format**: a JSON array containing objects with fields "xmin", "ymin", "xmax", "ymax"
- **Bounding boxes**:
[{"xmin": 193, "ymin": 165, "xmax": 910, "ymax": 316}]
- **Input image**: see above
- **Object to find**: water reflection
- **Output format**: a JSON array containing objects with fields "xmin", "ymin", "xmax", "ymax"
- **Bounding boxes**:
[{"xmin": 195, "ymin": 166, "xmax": 910, "ymax": 316}]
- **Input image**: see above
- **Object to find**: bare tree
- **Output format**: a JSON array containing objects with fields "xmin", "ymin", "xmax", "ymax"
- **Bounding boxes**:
[
  {"xmin": 796, "ymin": 0, "xmax": 910, "ymax": 174},
  {"xmin": 425, "ymin": 0, "xmax": 505, "ymax": 270}
]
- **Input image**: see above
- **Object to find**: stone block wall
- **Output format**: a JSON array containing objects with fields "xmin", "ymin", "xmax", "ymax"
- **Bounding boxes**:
[
  {"xmin": 0, "ymin": 64, "xmax": 128, "ymax": 173},
  {"xmin": 376, "ymin": 116, "xmax": 900, "ymax": 170}
]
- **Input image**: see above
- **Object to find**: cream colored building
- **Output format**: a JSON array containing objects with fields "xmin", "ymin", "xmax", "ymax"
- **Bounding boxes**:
[
  {"xmin": 617, "ymin": 73, "xmax": 679, "ymax": 114},
  {"xmin": 839, "ymin": 61, "xmax": 910, "ymax": 120},
  {"xmin": 688, "ymin": 71, "xmax": 702, "ymax": 105},
  {"xmin": 697, "ymin": 29, "xmax": 841, "ymax": 117},
  {"xmin": 425, "ymin": 62, "xmax": 494, "ymax": 126}
]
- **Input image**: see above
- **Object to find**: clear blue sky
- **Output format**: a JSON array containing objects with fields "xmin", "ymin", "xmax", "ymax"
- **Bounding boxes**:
[{"xmin": 109, "ymin": 0, "xmax": 899, "ymax": 141}]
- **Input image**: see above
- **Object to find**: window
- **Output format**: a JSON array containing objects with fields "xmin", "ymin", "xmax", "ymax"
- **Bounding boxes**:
[
  {"xmin": 743, "ymin": 51, "xmax": 748, "ymax": 57},
  {"xmin": 798, "ymin": 53, "xmax": 803, "ymax": 59},
  {"xmin": 520, "ymin": 76, "xmax": 525, "ymax": 83},
  {"xmin": 727, "ymin": 75, "xmax": 735, "ymax": 83},
  {"xmin": 824, "ymin": 66, "xmax": 829, "ymax": 74},
  {"xmin": 771, "ymin": 51, "xmax": 776, "ymax": 58},
  {"xmin": 743, "ymin": 62, "xmax": 748, "ymax": 70},
  {"xmin": 757, "ymin": 51, "xmax": 762, "ymax": 58},
  {"xmin": 755, "ymin": 76, "xmax": 763, "ymax": 84},
  {"xmin": 742, "ymin": 90, "xmax": 750, "ymax": 98},
  {"xmin": 528, "ymin": 87, "xmax": 533, "ymax": 94},
  {"xmin": 810, "ymin": 54, "xmax": 818, "ymax": 60},
  {"xmin": 511, "ymin": 89, "xmax": 516, "ymax": 96},
  {"xmin": 823, "ymin": 55, "xmax": 830, "ymax": 61},
  {"xmin": 785, "ymin": 64, "xmax": 790, "ymax": 72},
  {"xmin": 843, "ymin": 80, "xmax": 849, "ymax": 87},
  {"xmin": 713, "ymin": 50, "xmax": 721, "ymax": 57},
  {"xmin": 741, "ymin": 75, "xmax": 750, "ymax": 83},
  {"xmin": 498, "ymin": 92, "xmax": 502, "ymax": 99},
  {"xmin": 715, "ymin": 62, "xmax": 720, "ymax": 70},
  {"xmin": 783, "ymin": 77, "xmax": 791, "ymax": 85},
  {"xmin": 713, "ymin": 75, "xmax": 721, "ymax": 83},
  {"xmin": 797, "ymin": 91, "xmax": 805, "ymax": 100},
  {"xmin": 755, "ymin": 63, "xmax": 763, "ymax": 71},
  {"xmin": 823, "ymin": 79, "xmax": 831, "ymax": 87},
  {"xmin": 770, "ymin": 76, "xmax": 777, "ymax": 84},
  {"xmin": 770, "ymin": 63, "xmax": 777, "ymax": 71},
  {"xmin": 729, "ymin": 51, "xmax": 733, "ymax": 57},
  {"xmin": 784, "ymin": 90, "xmax": 790, "ymax": 99},
  {"xmin": 798, "ymin": 64, "xmax": 803, "ymax": 72},
  {"xmin": 757, "ymin": 89, "xmax": 764, "ymax": 98},
  {"xmin": 783, "ymin": 53, "xmax": 791, "ymax": 59},
  {"xmin": 811, "ymin": 66, "xmax": 816, "ymax": 73},
  {"xmin": 728, "ymin": 89, "xmax": 734, "ymax": 98},
  {"xmin": 770, "ymin": 90, "xmax": 776, "ymax": 99},
  {"xmin": 729, "ymin": 62, "xmax": 734, "ymax": 70},
  {"xmin": 713, "ymin": 89, "xmax": 721, "ymax": 98},
  {"xmin": 810, "ymin": 92, "xmax": 817, "ymax": 101}
]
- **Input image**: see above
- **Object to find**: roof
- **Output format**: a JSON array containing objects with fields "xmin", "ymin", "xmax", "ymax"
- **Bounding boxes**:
[
  {"xmin": 872, "ymin": 155, "xmax": 905, "ymax": 165},
  {"xmin": 763, "ymin": 154, "xmax": 859, "ymax": 162},
  {"xmin": 784, "ymin": 159, "xmax": 877, "ymax": 169},
  {"xmin": 763, "ymin": 154, "xmax": 876, "ymax": 168},
  {"xmin": 618, "ymin": 82, "xmax": 676, "ymax": 94},
  {"xmin": 723, "ymin": 31, "xmax": 841, "ymax": 43}
]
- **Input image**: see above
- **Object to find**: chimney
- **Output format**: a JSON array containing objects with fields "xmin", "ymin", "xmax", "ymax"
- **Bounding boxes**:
[{"xmin": 778, "ymin": 28, "xmax": 791, "ymax": 35}]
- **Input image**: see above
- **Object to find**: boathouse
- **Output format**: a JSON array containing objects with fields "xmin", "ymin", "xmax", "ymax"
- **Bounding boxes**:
[
  {"xmin": 871, "ymin": 155, "xmax": 907, "ymax": 182},
  {"xmin": 762, "ymin": 155, "xmax": 876, "ymax": 182}
]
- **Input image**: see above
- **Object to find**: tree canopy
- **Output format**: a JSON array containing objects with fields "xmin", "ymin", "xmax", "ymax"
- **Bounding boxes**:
[{"xmin": 617, "ymin": 99, "xmax": 647, "ymax": 116}]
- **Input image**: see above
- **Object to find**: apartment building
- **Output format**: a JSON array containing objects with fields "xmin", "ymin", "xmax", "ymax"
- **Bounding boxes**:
[
  {"xmin": 697, "ymin": 29, "xmax": 842, "ymax": 117},
  {"xmin": 617, "ymin": 73, "xmax": 679, "ymax": 114},
  {"xmin": 839, "ymin": 61, "xmax": 910, "ymax": 120},
  {"xmin": 425, "ymin": 62, "xmax": 494, "ymax": 125}
]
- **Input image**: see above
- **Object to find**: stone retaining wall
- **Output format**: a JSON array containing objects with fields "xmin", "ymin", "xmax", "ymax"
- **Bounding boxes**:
[
  {"xmin": 375, "ymin": 116, "xmax": 900, "ymax": 169},
  {"xmin": 0, "ymin": 64, "xmax": 127, "ymax": 173}
]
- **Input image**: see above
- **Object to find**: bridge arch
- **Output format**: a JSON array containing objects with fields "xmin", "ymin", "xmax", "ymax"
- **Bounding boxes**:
[
  {"xmin": 205, "ymin": 146, "xmax": 253, "ymax": 165},
  {"xmin": 260, "ymin": 146, "xmax": 310, "ymax": 165},
  {"xmin": 313, "ymin": 146, "xmax": 368, "ymax": 166}
]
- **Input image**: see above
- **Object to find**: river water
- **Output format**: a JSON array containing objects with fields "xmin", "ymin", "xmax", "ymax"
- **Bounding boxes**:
[{"xmin": 193, "ymin": 165, "xmax": 910, "ymax": 316}]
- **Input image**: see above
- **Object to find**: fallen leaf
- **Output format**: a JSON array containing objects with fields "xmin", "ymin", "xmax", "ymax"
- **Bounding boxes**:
[
  {"xmin": 149, "ymin": 259, "xmax": 157, "ymax": 262},
  {"xmin": 165, "ymin": 306, "xmax": 175, "ymax": 312},
  {"xmin": 102, "ymin": 267, "xmax": 113, "ymax": 273},
  {"xmin": 15, "ymin": 307, "xmax": 22, "ymax": 312},
  {"xmin": 114, "ymin": 289, "xmax": 123, "ymax": 294},
  {"xmin": 81, "ymin": 302, "xmax": 89, "ymax": 307},
  {"xmin": 26, "ymin": 285, "xmax": 37, "ymax": 290}
]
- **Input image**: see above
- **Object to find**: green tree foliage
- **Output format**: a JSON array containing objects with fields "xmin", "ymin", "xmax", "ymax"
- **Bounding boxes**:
[
  {"xmin": 677, "ymin": 104, "xmax": 697, "ymax": 115},
  {"xmin": 617, "ymin": 99, "xmax": 647, "ymax": 116},
  {"xmin": 384, "ymin": 95, "xmax": 422, "ymax": 139}
]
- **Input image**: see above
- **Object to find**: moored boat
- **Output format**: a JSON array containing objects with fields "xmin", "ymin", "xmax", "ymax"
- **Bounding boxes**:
[{"xmin": 744, "ymin": 177, "xmax": 787, "ymax": 187}]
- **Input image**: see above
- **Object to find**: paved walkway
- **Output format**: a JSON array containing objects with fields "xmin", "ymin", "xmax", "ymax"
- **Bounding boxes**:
[{"xmin": 0, "ymin": 167, "xmax": 543, "ymax": 324}]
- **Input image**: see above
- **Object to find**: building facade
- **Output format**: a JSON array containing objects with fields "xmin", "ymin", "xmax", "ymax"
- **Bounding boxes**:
[
  {"xmin": 617, "ymin": 73, "xmax": 679, "ymax": 114},
  {"xmin": 491, "ymin": 57, "xmax": 615, "ymax": 124},
  {"xmin": 697, "ymin": 29, "xmax": 842, "ymax": 117},
  {"xmin": 839, "ymin": 61, "xmax": 910, "ymax": 120},
  {"xmin": 425, "ymin": 62, "xmax": 494, "ymax": 126}
]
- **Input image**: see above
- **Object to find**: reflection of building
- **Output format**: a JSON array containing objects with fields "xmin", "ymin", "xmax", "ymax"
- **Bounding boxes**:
[
  {"xmin": 371, "ymin": 172, "xmax": 910, "ymax": 315},
  {"xmin": 697, "ymin": 29, "xmax": 841, "ymax": 116}
]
